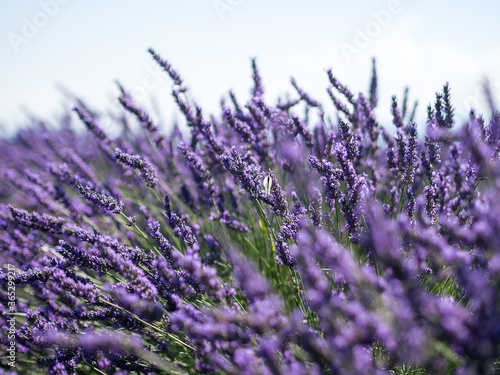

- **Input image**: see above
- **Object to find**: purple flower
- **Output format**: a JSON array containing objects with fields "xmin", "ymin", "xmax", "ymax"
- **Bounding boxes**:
[
  {"xmin": 77, "ymin": 183, "xmax": 123, "ymax": 214},
  {"xmin": 223, "ymin": 107, "xmax": 255, "ymax": 143},
  {"xmin": 177, "ymin": 141, "xmax": 218, "ymax": 204},
  {"xmin": 391, "ymin": 96, "xmax": 405, "ymax": 128},
  {"xmin": 309, "ymin": 187, "xmax": 323, "ymax": 229},
  {"xmin": 148, "ymin": 47, "xmax": 183, "ymax": 86},
  {"xmin": 222, "ymin": 147, "xmax": 263, "ymax": 200},
  {"xmin": 73, "ymin": 104, "xmax": 108, "ymax": 141},
  {"xmin": 113, "ymin": 148, "xmax": 158, "ymax": 188},
  {"xmin": 7, "ymin": 205, "xmax": 67, "ymax": 233},
  {"xmin": 290, "ymin": 77, "xmax": 321, "ymax": 108},
  {"xmin": 251, "ymin": 58, "xmax": 264, "ymax": 99}
]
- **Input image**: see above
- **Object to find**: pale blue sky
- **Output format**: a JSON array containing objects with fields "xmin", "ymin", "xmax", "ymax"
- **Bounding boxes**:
[{"xmin": 1, "ymin": 0, "xmax": 499, "ymax": 137}]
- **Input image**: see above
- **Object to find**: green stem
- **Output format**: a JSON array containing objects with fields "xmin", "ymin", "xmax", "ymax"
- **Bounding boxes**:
[
  {"xmin": 255, "ymin": 199, "xmax": 277, "ymax": 242},
  {"xmin": 99, "ymin": 298, "xmax": 195, "ymax": 351},
  {"xmin": 119, "ymin": 212, "xmax": 164, "ymax": 260},
  {"xmin": 396, "ymin": 184, "xmax": 408, "ymax": 217}
]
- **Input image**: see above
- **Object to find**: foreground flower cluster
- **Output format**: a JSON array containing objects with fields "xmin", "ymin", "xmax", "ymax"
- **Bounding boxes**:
[{"xmin": 1, "ymin": 51, "xmax": 500, "ymax": 374}]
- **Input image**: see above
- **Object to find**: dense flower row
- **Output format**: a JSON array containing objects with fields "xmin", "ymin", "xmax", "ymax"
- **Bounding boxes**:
[{"xmin": 1, "ymin": 51, "xmax": 500, "ymax": 375}]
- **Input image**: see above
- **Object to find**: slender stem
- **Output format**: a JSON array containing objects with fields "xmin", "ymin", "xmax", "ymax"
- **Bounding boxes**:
[
  {"xmin": 83, "ymin": 360, "xmax": 107, "ymax": 375},
  {"xmin": 335, "ymin": 199, "xmax": 341, "ymax": 241},
  {"xmin": 119, "ymin": 212, "xmax": 164, "ymax": 260},
  {"xmin": 396, "ymin": 184, "xmax": 407, "ymax": 217},
  {"xmin": 99, "ymin": 298, "xmax": 195, "ymax": 351},
  {"xmin": 255, "ymin": 199, "xmax": 277, "ymax": 242},
  {"xmin": 152, "ymin": 186, "xmax": 165, "ymax": 206}
]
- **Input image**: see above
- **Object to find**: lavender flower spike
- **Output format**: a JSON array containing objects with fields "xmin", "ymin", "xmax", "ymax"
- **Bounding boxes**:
[
  {"xmin": 77, "ymin": 183, "xmax": 124, "ymax": 214},
  {"xmin": 177, "ymin": 141, "xmax": 218, "ymax": 203},
  {"xmin": 309, "ymin": 187, "xmax": 323, "ymax": 229},
  {"xmin": 113, "ymin": 148, "xmax": 158, "ymax": 188},
  {"xmin": 148, "ymin": 47, "xmax": 183, "ymax": 86},
  {"xmin": 73, "ymin": 104, "xmax": 108, "ymax": 141}
]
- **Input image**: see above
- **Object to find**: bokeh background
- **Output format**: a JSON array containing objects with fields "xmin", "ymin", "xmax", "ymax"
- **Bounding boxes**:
[{"xmin": 1, "ymin": 0, "xmax": 499, "ymax": 137}]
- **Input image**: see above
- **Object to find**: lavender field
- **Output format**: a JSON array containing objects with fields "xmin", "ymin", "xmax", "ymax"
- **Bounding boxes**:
[{"xmin": 1, "ymin": 46, "xmax": 500, "ymax": 375}]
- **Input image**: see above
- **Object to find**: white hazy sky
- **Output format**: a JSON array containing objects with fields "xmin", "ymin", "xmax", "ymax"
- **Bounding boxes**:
[{"xmin": 1, "ymin": 0, "xmax": 499, "ymax": 137}]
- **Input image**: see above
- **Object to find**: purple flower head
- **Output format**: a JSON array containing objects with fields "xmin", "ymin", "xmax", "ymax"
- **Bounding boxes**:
[
  {"xmin": 147, "ymin": 219, "xmax": 174, "ymax": 259},
  {"xmin": 148, "ymin": 47, "xmax": 183, "ymax": 86},
  {"xmin": 73, "ymin": 104, "xmax": 108, "ymax": 141},
  {"xmin": 251, "ymin": 57, "xmax": 264, "ymax": 99},
  {"xmin": 7, "ymin": 205, "xmax": 66, "ymax": 233},
  {"xmin": 221, "ymin": 147, "xmax": 263, "ymax": 200},
  {"xmin": 309, "ymin": 155, "xmax": 342, "ymax": 201},
  {"xmin": 77, "ymin": 183, "xmax": 123, "ymax": 214},
  {"xmin": 391, "ymin": 96, "xmax": 405, "ymax": 128},
  {"xmin": 309, "ymin": 187, "xmax": 323, "ymax": 229},
  {"xmin": 118, "ymin": 93, "xmax": 166, "ymax": 148},
  {"xmin": 113, "ymin": 148, "xmax": 158, "ymax": 188},
  {"xmin": 177, "ymin": 141, "xmax": 218, "ymax": 205},
  {"xmin": 262, "ymin": 170, "xmax": 288, "ymax": 217},
  {"xmin": 338, "ymin": 120, "xmax": 360, "ymax": 162},
  {"xmin": 291, "ymin": 77, "xmax": 321, "ymax": 108},
  {"xmin": 224, "ymin": 107, "xmax": 255, "ymax": 144},
  {"xmin": 107, "ymin": 284, "xmax": 164, "ymax": 321},
  {"xmin": 226, "ymin": 249, "xmax": 272, "ymax": 304}
]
